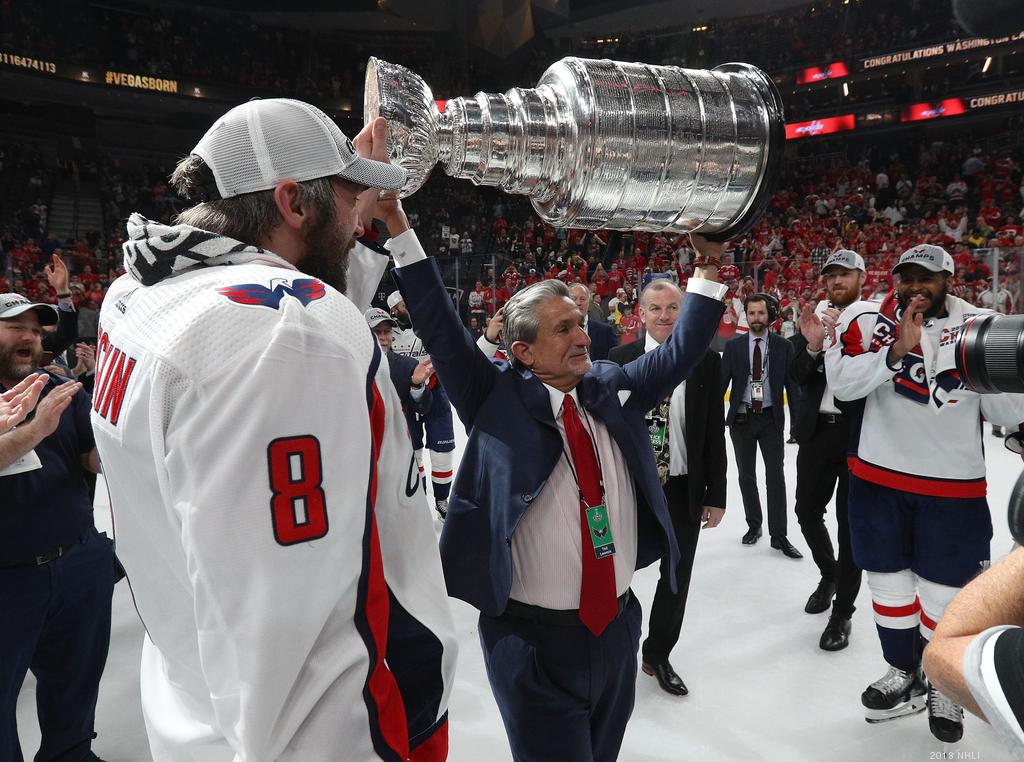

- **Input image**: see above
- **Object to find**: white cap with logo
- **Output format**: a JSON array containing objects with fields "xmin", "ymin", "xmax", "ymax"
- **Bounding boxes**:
[
  {"xmin": 386, "ymin": 291, "xmax": 404, "ymax": 310},
  {"xmin": 193, "ymin": 98, "xmax": 407, "ymax": 199},
  {"xmin": 0, "ymin": 293, "xmax": 59, "ymax": 325},
  {"xmin": 364, "ymin": 307, "xmax": 398, "ymax": 329},
  {"xmin": 821, "ymin": 249, "xmax": 866, "ymax": 273},
  {"xmin": 892, "ymin": 244, "xmax": 955, "ymax": 276}
]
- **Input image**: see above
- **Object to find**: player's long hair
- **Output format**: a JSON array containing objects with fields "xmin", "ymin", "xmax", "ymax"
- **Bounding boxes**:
[{"xmin": 169, "ymin": 154, "xmax": 335, "ymax": 247}]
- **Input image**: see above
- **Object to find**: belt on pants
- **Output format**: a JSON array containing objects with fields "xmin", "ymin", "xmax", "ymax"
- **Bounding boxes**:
[
  {"xmin": 500, "ymin": 590, "xmax": 633, "ymax": 626},
  {"xmin": 818, "ymin": 413, "xmax": 844, "ymax": 424},
  {"xmin": 1, "ymin": 530, "xmax": 94, "ymax": 569},
  {"xmin": 744, "ymin": 405, "xmax": 771, "ymax": 415}
]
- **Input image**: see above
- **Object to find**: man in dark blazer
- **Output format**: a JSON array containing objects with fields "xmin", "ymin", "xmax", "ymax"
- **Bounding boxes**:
[
  {"xmin": 570, "ymin": 282, "xmax": 617, "ymax": 361},
  {"xmin": 788, "ymin": 249, "xmax": 866, "ymax": 651},
  {"xmin": 721, "ymin": 294, "xmax": 803, "ymax": 557},
  {"xmin": 609, "ymin": 279, "xmax": 726, "ymax": 697},
  {"xmin": 382, "ymin": 201, "xmax": 727, "ymax": 759}
]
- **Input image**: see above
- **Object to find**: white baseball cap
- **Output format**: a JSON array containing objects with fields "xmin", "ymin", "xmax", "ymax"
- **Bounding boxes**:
[
  {"xmin": 821, "ymin": 249, "xmax": 866, "ymax": 273},
  {"xmin": 386, "ymin": 290, "xmax": 404, "ymax": 310},
  {"xmin": 364, "ymin": 307, "xmax": 398, "ymax": 329},
  {"xmin": 892, "ymin": 244, "xmax": 954, "ymax": 276},
  {"xmin": 0, "ymin": 293, "xmax": 58, "ymax": 325},
  {"xmin": 193, "ymin": 98, "xmax": 407, "ymax": 199}
]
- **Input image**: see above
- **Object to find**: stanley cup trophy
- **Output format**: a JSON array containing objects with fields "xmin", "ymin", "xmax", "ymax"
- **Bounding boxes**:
[{"xmin": 364, "ymin": 56, "xmax": 784, "ymax": 239}]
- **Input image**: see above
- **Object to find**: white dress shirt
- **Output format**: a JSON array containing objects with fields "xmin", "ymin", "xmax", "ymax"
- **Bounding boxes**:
[
  {"xmin": 507, "ymin": 385, "xmax": 638, "ymax": 609},
  {"xmin": 742, "ymin": 331, "xmax": 772, "ymax": 408},
  {"xmin": 644, "ymin": 332, "xmax": 688, "ymax": 476},
  {"xmin": 807, "ymin": 300, "xmax": 841, "ymax": 414}
]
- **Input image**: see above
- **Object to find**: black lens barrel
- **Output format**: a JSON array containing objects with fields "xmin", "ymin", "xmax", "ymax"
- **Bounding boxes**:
[{"xmin": 956, "ymin": 314, "xmax": 1024, "ymax": 394}]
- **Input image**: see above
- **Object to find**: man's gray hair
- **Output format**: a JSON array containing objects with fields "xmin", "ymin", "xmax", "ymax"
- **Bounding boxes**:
[
  {"xmin": 169, "ymin": 153, "xmax": 335, "ymax": 245},
  {"xmin": 640, "ymin": 279, "xmax": 683, "ymax": 307},
  {"xmin": 503, "ymin": 279, "xmax": 572, "ymax": 367},
  {"xmin": 569, "ymin": 281, "xmax": 591, "ymax": 304}
]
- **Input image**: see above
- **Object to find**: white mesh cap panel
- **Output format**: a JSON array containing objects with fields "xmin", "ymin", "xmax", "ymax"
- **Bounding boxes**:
[
  {"xmin": 261, "ymin": 101, "xmax": 339, "ymax": 186},
  {"xmin": 194, "ymin": 114, "xmax": 268, "ymax": 199}
]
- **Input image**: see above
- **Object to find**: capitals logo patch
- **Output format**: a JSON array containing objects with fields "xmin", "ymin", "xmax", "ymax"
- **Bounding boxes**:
[{"xmin": 217, "ymin": 278, "xmax": 326, "ymax": 310}]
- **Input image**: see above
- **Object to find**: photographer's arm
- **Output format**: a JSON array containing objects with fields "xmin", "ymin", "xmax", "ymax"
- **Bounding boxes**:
[{"xmin": 925, "ymin": 547, "xmax": 1024, "ymax": 721}]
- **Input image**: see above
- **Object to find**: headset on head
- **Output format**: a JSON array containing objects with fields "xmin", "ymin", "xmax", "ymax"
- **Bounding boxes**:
[{"xmin": 743, "ymin": 292, "xmax": 781, "ymax": 323}]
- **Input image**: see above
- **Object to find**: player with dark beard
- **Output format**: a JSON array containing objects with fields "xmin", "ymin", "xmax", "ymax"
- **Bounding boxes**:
[
  {"xmin": 91, "ymin": 101, "xmax": 458, "ymax": 761},
  {"xmin": 826, "ymin": 244, "xmax": 1024, "ymax": 743}
]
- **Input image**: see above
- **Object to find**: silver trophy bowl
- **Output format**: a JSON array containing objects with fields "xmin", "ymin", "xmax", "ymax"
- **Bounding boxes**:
[{"xmin": 365, "ymin": 56, "xmax": 784, "ymax": 239}]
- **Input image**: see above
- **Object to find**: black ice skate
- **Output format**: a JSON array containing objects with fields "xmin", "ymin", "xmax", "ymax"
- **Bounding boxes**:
[
  {"xmin": 862, "ymin": 665, "xmax": 927, "ymax": 723},
  {"xmin": 927, "ymin": 684, "xmax": 964, "ymax": 743}
]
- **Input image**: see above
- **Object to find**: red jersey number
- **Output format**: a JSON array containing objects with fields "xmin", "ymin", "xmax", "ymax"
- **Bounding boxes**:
[{"xmin": 267, "ymin": 436, "xmax": 328, "ymax": 545}]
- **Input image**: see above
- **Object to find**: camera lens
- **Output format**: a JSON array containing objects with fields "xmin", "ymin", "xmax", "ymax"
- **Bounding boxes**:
[{"xmin": 956, "ymin": 314, "xmax": 1024, "ymax": 394}]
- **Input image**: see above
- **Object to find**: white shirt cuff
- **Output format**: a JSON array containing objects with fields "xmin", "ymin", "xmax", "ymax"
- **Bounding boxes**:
[
  {"xmin": 57, "ymin": 296, "xmax": 75, "ymax": 311},
  {"xmin": 685, "ymin": 278, "xmax": 728, "ymax": 301},
  {"xmin": 384, "ymin": 228, "xmax": 428, "ymax": 268}
]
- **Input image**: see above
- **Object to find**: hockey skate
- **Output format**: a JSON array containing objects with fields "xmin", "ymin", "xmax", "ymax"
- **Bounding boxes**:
[
  {"xmin": 927, "ymin": 684, "xmax": 964, "ymax": 743},
  {"xmin": 435, "ymin": 499, "xmax": 448, "ymax": 521},
  {"xmin": 862, "ymin": 665, "xmax": 927, "ymax": 723}
]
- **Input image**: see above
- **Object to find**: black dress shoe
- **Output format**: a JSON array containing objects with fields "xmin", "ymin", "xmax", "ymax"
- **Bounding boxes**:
[
  {"xmin": 770, "ymin": 536, "xmax": 803, "ymax": 559},
  {"xmin": 819, "ymin": 613, "xmax": 852, "ymax": 651},
  {"xmin": 804, "ymin": 577, "xmax": 837, "ymax": 614},
  {"xmin": 741, "ymin": 528, "xmax": 762, "ymax": 545},
  {"xmin": 642, "ymin": 660, "xmax": 689, "ymax": 696}
]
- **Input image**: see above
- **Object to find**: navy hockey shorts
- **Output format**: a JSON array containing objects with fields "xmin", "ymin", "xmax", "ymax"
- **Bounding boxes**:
[{"xmin": 848, "ymin": 474, "xmax": 992, "ymax": 588}]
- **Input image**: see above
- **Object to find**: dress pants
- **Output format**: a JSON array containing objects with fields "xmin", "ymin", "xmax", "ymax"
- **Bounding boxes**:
[
  {"xmin": 642, "ymin": 475, "xmax": 701, "ymax": 663},
  {"xmin": 0, "ymin": 529, "xmax": 115, "ymax": 762},
  {"xmin": 794, "ymin": 417, "xmax": 862, "ymax": 619},
  {"xmin": 729, "ymin": 409, "xmax": 788, "ymax": 539},
  {"xmin": 478, "ymin": 595, "xmax": 642, "ymax": 762}
]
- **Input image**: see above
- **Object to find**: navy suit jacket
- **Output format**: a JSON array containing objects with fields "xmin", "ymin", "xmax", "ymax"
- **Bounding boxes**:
[
  {"xmin": 721, "ymin": 331, "xmax": 800, "ymax": 432},
  {"xmin": 586, "ymin": 317, "xmax": 617, "ymax": 361},
  {"xmin": 394, "ymin": 258, "xmax": 725, "ymax": 616}
]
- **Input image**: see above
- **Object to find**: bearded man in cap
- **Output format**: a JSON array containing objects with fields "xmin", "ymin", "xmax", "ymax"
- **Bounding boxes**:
[
  {"xmin": 789, "ymin": 250, "xmax": 866, "ymax": 653},
  {"xmin": 827, "ymin": 243, "xmax": 1024, "ymax": 744},
  {"xmin": 90, "ymin": 102, "xmax": 457, "ymax": 761},
  {"xmin": 0, "ymin": 293, "xmax": 111, "ymax": 762}
]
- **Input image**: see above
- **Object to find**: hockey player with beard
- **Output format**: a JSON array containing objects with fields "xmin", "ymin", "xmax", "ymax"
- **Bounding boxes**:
[
  {"xmin": 826, "ymin": 244, "xmax": 1024, "ymax": 743},
  {"xmin": 790, "ymin": 250, "xmax": 866, "ymax": 653},
  {"xmin": 90, "ymin": 102, "xmax": 457, "ymax": 761},
  {"xmin": 387, "ymin": 290, "xmax": 456, "ymax": 521}
]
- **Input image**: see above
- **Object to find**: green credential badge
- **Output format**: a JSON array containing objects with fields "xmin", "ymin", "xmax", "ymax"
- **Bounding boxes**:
[{"xmin": 585, "ymin": 504, "xmax": 616, "ymax": 559}]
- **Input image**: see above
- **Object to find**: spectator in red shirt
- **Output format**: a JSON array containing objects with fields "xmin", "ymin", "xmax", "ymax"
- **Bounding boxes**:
[{"xmin": 617, "ymin": 303, "xmax": 642, "ymax": 345}]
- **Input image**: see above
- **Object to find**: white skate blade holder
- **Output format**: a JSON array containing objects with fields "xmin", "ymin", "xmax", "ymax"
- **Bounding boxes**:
[{"xmin": 865, "ymin": 693, "xmax": 928, "ymax": 723}]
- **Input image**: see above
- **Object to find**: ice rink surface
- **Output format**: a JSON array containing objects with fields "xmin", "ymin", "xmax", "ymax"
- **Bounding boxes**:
[{"xmin": 18, "ymin": 402, "xmax": 1023, "ymax": 761}]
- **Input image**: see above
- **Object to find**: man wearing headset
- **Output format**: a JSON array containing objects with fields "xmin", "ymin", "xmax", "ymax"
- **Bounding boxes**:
[{"xmin": 721, "ymin": 293, "xmax": 803, "ymax": 557}]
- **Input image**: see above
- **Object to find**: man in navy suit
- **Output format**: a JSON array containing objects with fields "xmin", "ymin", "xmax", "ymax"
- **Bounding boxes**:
[
  {"xmin": 369, "ymin": 169, "xmax": 727, "ymax": 760},
  {"xmin": 721, "ymin": 294, "xmax": 803, "ymax": 558},
  {"xmin": 570, "ymin": 282, "xmax": 617, "ymax": 360}
]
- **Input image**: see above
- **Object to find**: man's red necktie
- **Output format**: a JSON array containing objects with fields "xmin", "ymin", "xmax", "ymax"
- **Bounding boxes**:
[
  {"xmin": 561, "ymin": 395, "xmax": 617, "ymax": 636},
  {"xmin": 752, "ymin": 337, "xmax": 763, "ymax": 413}
]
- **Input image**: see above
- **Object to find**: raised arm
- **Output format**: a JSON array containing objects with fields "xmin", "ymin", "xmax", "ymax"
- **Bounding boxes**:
[{"xmin": 621, "ymin": 234, "xmax": 726, "ymax": 411}]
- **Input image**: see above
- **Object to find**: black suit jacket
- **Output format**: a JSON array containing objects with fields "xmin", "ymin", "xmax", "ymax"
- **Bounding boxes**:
[
  {"xmin": 609, "ymin": 336, "xmax": 727, "ymax": 518},
  {"xmin": 721, "ymin": 332, "xmax": 800, "ymax": 432},
  {"xmin": 788, "ymin": 333, "xmax": 827, "ymax": 443},
  {"xmin": 587, "ymin": 317, "xmax": 617, "ymax": 361},
  {"xmin": 788, "ymin": 332, "xmax": 859, "ymax": 445}
]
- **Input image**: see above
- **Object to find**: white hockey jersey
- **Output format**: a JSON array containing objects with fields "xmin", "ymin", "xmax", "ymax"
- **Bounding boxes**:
[
  {"xmin": 91, "ymin": 214, "xmax": 456, "ymax": 762},
  {"xmin": 825, "ymin": 290, "xmax": 1024, "ymax": 497},
  {"xmin": 391, "ymin": 325, "xmax": 428, "ymax": 360}
]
